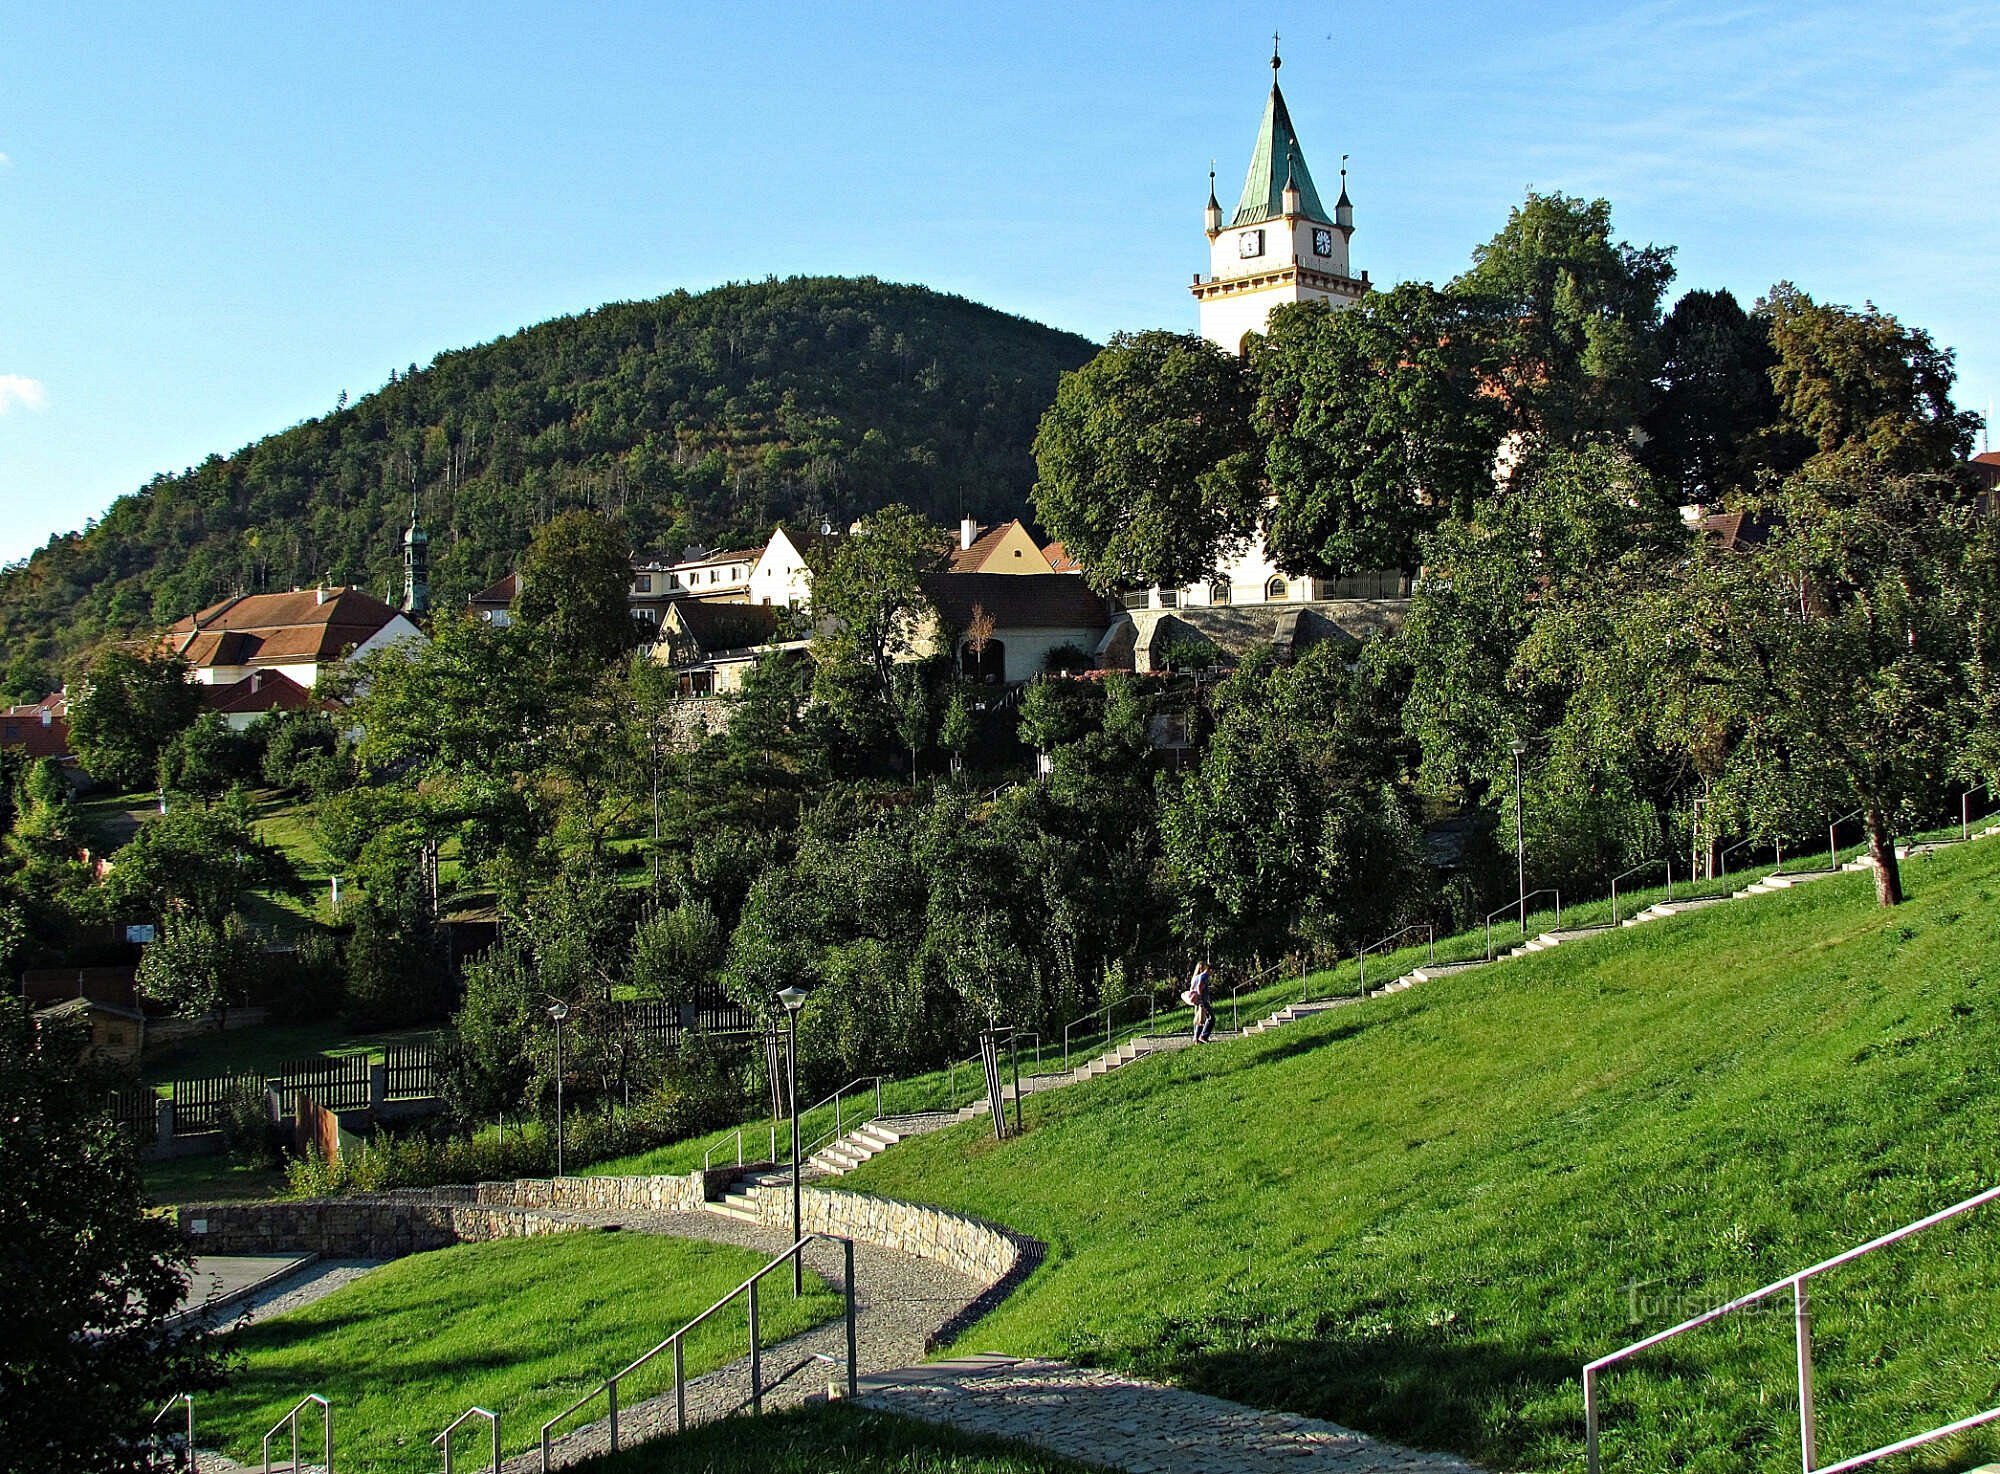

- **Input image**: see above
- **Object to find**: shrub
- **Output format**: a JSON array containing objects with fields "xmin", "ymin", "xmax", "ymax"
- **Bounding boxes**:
[{"xmin": 218, "ymin": 1080, "xmax": 283, "ymax": 1168}]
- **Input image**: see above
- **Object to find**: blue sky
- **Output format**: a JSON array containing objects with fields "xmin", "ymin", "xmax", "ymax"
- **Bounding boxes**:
[{"xmin": 2, "ymin": 1, "xmax": 1995, "ymax": 565}]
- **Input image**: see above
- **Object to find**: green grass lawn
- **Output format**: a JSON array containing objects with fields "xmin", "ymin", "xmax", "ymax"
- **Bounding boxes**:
[
  {"xmin": 838, "ymin": 839, "xmax": 2000, "ymax": 1474},
  {"xmin": 142, "ymin": 1152, "xmax": 286, "ymax": 1205},
  {"xmin": 573, "ymin": 1402, "xmax": 1101, "ymax": 1473},
  {"xmin": 204, "ymin": 1231, "xmax": 841, "ymax": 1474},
  {"xmin": 141, "ymin": 1020, "xmax": 441, "ymax": 1086}
]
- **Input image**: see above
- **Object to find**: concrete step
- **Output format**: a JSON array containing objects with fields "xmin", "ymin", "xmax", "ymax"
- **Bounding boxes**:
[
  {"xmin": 702, "ymin": 1194, "xmax": 763, "ymax": 1222},
  {"xmin": 1623, "ymin": 896, "xmax": 1730, "ymax": 926}
]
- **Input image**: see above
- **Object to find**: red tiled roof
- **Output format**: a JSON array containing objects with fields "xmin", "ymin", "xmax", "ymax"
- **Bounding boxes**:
[
  {"xmin": 919, "ymin": 573, "xmax": 1111, "ymax": 632},
  {"xmin": 201, "ymin": 670, "xmax": 314, "ymax": 716},
  {"xmin": 469, "ymin": 571, "xmax": 519, "ymax": 607},
  {"xmin": 1042, "ymin": 540, "xmax": 1082, "ymax": 574},
  {"xmin": 0, "ymin": 691, "xmax": 71, "ymax": 759},
  {"xmin": 949, "ymin": 521, "xmax": 1010, "ymax": 572},
  {"xmin": 165, "ymin": 587, "xmax": 406, "ymax": 670}
]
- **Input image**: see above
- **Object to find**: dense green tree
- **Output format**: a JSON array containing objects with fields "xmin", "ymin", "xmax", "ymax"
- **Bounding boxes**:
[
  {"xmin": 100, "ymin": 790, "xmax": 296, "ymax": 929},
  {"xmin": 1258, "ymin": 285, "xmax": 1503, "ymax": 575},
  {"xmin": 0, "ymin": 651, "xmax": 56, "ymax": 705},
  {"xmin": 67, "ymin": 645, "xmax": 201, "ymax": 789},
  {"xmin": 1016, "ymin": 676, "xmax": 1101, "ymax": 755},
  {"xmin": 157, "ymin": 712, "xmax": 261, "ymax": 802},
  {"xmin": 1610, "ymin": 467, "xmax": 1991, "ymax": 905},
  {"xmin": 1639, "ymin": 287, "xmax": 1786, "ymax": 501},
  {"xmin": 809, "ymin": 505, "xmax": 948, "ymax": 691},
  {"xmin": 1761, "ymin": 283, "xmax": 1981, "ymax": 476},
  {"xmin": 1031, "ymin": 331, "xmax": 1261, "ymax": 591},
  {"xmin": 0, "ymin": 997, "xmax": 230, "ymax": 1474},
  {"xmin": 134, "ymin": 911, "xmax": 259, "ymax": 1025},
  {"xmin": 516, "ymin": 509, "xmax": 640, "ymax": 667},
  {"xmin": 1451, "ymin": 191, "xmax": 1675, "ymax": 449},
  {"xmin": 1160, "ymin": 648, "xmax": 1423, "ymax": 965},
  {"xmin": 939, "ymin": 685, "xmax": 976, "ymax": 774},
  {"xmin": 630, "ymin": 899, "xmax": 726, "ymax": 1006},
  {"xmin": 257, "ymin": 709, "xmax": 345, "ymax": 795}
]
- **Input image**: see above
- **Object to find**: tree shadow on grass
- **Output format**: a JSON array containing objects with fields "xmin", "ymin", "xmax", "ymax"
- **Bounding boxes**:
[{"xmin": 1169, "ymin": 1330, "xmax": 1580, "ymax": 1470}]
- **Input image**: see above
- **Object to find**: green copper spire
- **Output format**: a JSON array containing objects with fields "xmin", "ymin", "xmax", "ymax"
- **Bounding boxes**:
[{"xmin": 1230, "ymin": 47, "xmax": 1328, "ymax": 227}]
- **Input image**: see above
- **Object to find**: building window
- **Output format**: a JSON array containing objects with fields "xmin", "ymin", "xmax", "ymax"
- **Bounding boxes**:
[
  {"xmin": 1264, "ymin": 576, "xmax": 1288, "ymax": 601},
  {"xmin": 1158, "ymin": 588, "xmax": 1180, "ymax": 609},
  {"xmin": 1210, "ymin": 582, "xmax": 1232, "ymax": 606},
  {"xmin": 633, "ymin": 574, "xmax": 652, "ymax": 593}
]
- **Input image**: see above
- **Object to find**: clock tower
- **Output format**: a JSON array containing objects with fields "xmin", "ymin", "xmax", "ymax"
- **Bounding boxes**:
[{"xmin": 1192, "ymin": 44, "xmax": 1366, "ymax": 354}]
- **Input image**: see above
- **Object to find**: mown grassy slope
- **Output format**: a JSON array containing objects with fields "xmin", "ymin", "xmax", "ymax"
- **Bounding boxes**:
[
  {"xmin": 844, "ymin": 840, "xmax": 2000, "ymax": 1473},
  {"xmin": 204, "ymin": 1232, "xmax": 839, "ymax": 1474}
]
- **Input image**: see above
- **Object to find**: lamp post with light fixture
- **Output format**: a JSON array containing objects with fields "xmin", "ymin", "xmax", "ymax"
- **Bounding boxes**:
[
  {"xmin": 776, "ymin": 984, "xmax": 808, "ymax": 1295},
  {"xmin": 1510, "ymin": 738, "xmax": 1528, "ymax": 931},
  {"xmin": 547, "ymin": 1000, "xmax": 570, "ymax": 1176}
]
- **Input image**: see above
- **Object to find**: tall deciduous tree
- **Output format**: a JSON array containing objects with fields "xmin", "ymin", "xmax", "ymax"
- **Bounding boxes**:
[
  {"xmin": 1622, "ymin": 468, "xmax": 1991, "ymax": 905},
  {"xmin": 1031, "ymin": 331, "xmax": 1260, "ymax": 591},
  {"xmin": 1257, "ymin": 285, "xmax": 1503, "ymax": 577},
  {"xmin": 1761, "ymin": 283, "xmax": 1982, "ymax": 477},
  {"xmin": 67, "ymin": 645, "xmax": 202, "ymax": 790},
  {"xmin": 1452, "ymin": 191, "xmax": 1675, "ymax": 449},
  {"xmin": 0, "ymin": 997, "xmax": 229, "ymax": 1474},
  {"xmin": 101, "ymin": 789, "xmax": 296, "ymax": 930},
  {"xmin": 516, "ymin": 509, "xmax": 639, "ymax": 668},
  {"xmin": 1639, "ymin": 287, "xmax": 1786, "ymax": 502}
]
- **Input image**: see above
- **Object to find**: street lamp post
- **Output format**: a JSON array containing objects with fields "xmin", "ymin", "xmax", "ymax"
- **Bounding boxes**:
[
  {"xmin": 776, "ymin": 985, "xmax": 808, "ymax": 1295},
  {"xmin": 547, "ymin": 1000, "xmax": 570, "ymax": 1177},
  {"xmin": 1510, "ymin": 738, "xmax": 1529, "ymax": 931}
]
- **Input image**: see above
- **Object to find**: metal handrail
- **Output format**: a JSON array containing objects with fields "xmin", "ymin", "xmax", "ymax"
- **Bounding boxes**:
[
  {"xmin": 1486, "ymin": 890, "xmax": 1561, "ymax": 961},
  {"xmin": 1584, "ymin": 1183, "xmax": 2000, "ymax": 1474},
  {"xmin": 1609, "ymin": 860, "xmax": 1671, "ymax": 928},
  {"xmin": 151, "ymin": 1393, "xmax": 194, "ymax": 1473},
  {"xmin": 1717, "ymin": 833, "xmax": 1773, "ymax": 876},
  {"xmin": 1062, "ymin": 988, "xmax": 1159, "ymax": 1073},
  {"xmin": 538, "ymin": 1234, "xmax": 858, "ymax": 1471},
  {"xmin": 703, "ymin": 1129, "xmax": 745, "ymax": 1172},
  {"xmin": 262, "ymin": 1392, "xmax": 331, "ymax": 1474},
  {"xmin": 1828, "ymin": 808, "xmax": 1866, "ymax": 872},
  {"xmin": 432, "ymin": 1406, "xmax": 499, "ymax": 1474},
  {"xmin": 1223, "ymin": 963, "xmax": 1284, "ymax": 1031},
  {"xmin": 791, "ymin": 1077, "xmax": 885, "ymax": 1162},
  {"xmin": 1356, "ymin": 925, "xmax": 1434, "ymax": 998}
]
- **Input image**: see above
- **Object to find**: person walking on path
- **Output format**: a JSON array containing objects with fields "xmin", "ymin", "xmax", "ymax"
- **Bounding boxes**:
[{"xmin": 1186, "ymin": 960, "xmax": 1215, "ymax": 1043}]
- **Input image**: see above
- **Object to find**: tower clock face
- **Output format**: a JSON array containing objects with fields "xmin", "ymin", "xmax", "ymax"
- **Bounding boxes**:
[
  {"xmin": 1238, "ymin": 229, "xmax": 1264, "ymax": 259},
  {"xmin": 1312, "ymin": 228, "xmax": 1334, "ymax": 257}
]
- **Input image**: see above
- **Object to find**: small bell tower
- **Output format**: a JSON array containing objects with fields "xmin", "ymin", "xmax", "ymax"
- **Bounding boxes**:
[{"xmin": 403, "ymin": 500, "xmax": 430, "ymax": 616}]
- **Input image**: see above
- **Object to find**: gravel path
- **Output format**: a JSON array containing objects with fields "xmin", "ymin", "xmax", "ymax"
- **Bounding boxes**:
[
  {"xmin": 180, "ymin": 1203, "xmax": 985, "ymax": 1474},
  {"xmin": 857, "ymin": 1355, "xmax": 1488, "ymax": 1474},
  {"xmin": 507, "ymin": 1206, "xmax": 983, "ymax": 1471}
]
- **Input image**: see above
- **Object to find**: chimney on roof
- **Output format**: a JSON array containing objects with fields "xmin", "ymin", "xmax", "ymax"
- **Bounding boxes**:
[
  {"xmin": 316, "ymin": 584, "xmax": 329, "ymax": 606},
  {"xmin": 960, "ymin": 517, "xmax": 979, "ymax": 551},
  {"xmin": 251, "ymin": 671, "xmax": 262, "ymax": 694}
]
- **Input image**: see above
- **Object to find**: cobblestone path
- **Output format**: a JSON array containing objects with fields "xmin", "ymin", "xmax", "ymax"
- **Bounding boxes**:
[{"xmin": 857, "ymin": 1355, "xmax": 1487, "ymax": 1473}]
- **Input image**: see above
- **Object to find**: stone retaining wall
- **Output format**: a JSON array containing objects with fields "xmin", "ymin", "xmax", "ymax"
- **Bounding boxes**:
[
  {"xmin": 177, "ymin": 1199, "xmax": 584, "ymax": 1256},
  {"xmin": 179, "ymin": 1170, "xmax": 1041, "ymax": 1346}
]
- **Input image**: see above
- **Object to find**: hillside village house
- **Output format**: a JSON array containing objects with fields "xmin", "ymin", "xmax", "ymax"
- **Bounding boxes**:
[
  {"xmin": 949, "ymin": 518, "xmax": 1056, "ymax": 575},
  {"xmin": 164, "ymin": 586, "xmax": 425, "ymax": 727},
  {"xmin": 919, "ymin": 573, "xmax": 1113, "ymax": 683},
  {"xmin": 654, "ymin": 600, "xmax": 795, "ymax": 695},
  {"xmin": 0, "ymin": 691, "xmax": 72, "ymax": 761}
]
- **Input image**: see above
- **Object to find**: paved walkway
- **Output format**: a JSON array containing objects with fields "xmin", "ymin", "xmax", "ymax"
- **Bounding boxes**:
[{"xmin": 857, "ymin": 1356, "xmax": 1486, "ymax": 1473}]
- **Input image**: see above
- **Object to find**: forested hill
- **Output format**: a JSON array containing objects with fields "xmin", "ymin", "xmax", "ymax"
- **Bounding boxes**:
[{"xmin": 0, "ymin": 276, "xmax": 1097, "ymax": 671}]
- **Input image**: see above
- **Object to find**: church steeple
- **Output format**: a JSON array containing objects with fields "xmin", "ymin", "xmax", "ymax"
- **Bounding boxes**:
[
  {"xmin": 1230, "ymin": 42, "xmax": 1328, "ymax": 227},
  {"xmin": 402, "ymin": 499, "xmax": 429, "ymax": 616},
  {"xmin": 1191, "ymin": 43, "xmax": 1368, "ymax": 353}
]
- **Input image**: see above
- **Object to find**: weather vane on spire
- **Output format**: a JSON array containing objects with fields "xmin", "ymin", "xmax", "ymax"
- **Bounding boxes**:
[{"xmin": 1271, "ymin": 30, "xmax": 1281, "ymax": 70}]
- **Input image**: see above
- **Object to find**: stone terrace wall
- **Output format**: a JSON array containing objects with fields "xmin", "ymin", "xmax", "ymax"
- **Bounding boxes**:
[{"xmin": 177, "ymin": 1199, "xmax": 584, "ymax": 1256}]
